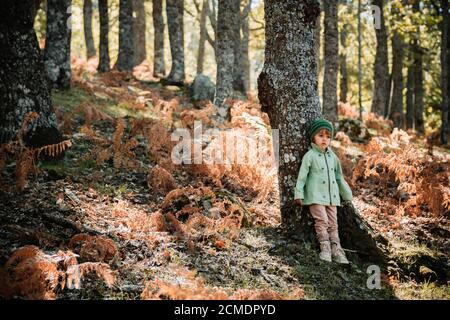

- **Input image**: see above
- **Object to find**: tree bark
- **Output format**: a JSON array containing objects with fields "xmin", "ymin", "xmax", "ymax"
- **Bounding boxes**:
[
  {"xmin": 133, "ymin": 0, "xmax": 147, "ymax": 66},
  {"xmin": 240, "ymin": 0, "xmax": 252, "ymax": 93},
  {"xmin": 339, "ymin": 1, "xmax": 349, "ymax": 104},
  {"xmin": 441, "ymin": 0, "xmax": 449, "ymax": 145},
  {"xmin": 258, "ymin": 0, "xmax": 322, "ymax": 226},
  {"xmin": 389, "ymin": 30, "xmax": 405, "ymax": 129},
  {"xmin": 116, "ymin": 0, "xmax": 135, "ymax": 71},
  {"xmin": 0, "ymin": 0, "xmax": 62, "ymax": 147},
  {"xmin": 98, "ymin": 0, "xmax": 110, "ymax": 73},
  {"xmin": 357, "ymin": 0, "xmax": 363, "ymax": 119},
  {"xmin": 165, "ymin": 0, "xmax": 185, "ymax": 84},
  {"xmin": 214, "ymin": 0, "xmax": 240, "ymax": 116},
  {"xmin": 197, "ymin": 0, "xmax": 209, "ymax": 75},
  {"xmin": 371, "ymin": 0, "xmax": 389, "ymax": 117},
  {"xmin": 232, "ymin": 2, "xmax": 246, "ymax": 99},
  {"xmin": 152, "ymin": 0, "xmax": 166, "ymax": 77},
  {"xmin": 258, "ymin": 0, "xmax": 386, "ymax": 262},
  {"xmin": 322, "ymin": 0, "xmax": 339, "ymax": 124},
  {"xmin": 413, "ymin": 1, "xmax": 424, "ymax": 134},
  {"xmin": 83, "ymin": 0, "xmax": 96, "ymax": 59},
  {"xmin": 406, "ymin": 49, "xmax": 415, "ymax": 130},
  {"xmin": 44, "ymin": 0, "xmax": 72, "ymax": 90},
  {"xmin": 315, "ymin": 1, "xmax": 322, "ymax": 78}
]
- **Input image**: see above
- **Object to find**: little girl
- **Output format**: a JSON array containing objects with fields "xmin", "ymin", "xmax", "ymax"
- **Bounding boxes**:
[{"xmin": 294, "ymin": 119, "xmax": 353, "ymax": 264}]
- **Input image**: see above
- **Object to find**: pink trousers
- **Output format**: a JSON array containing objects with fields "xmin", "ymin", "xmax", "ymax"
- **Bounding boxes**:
[{"xmin": 309, "ymin": 204, "xmax": 340, "ymax": 244}]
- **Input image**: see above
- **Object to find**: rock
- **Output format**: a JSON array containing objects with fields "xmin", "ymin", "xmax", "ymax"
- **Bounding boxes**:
[
  {"xmin": 189, "ymin": 74, "xmax": 216, "ymax": 102},
  {"xmin": 337, "ymin": 118, "xmax": 372, "ymax": 143}
]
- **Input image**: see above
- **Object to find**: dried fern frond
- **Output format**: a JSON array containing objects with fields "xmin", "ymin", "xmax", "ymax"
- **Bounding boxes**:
[
  {"xmin": 36, "ymin": 140, "xmax": 72, "ymax": 158},
  {"xmin": 66, "ymin": 262, "xmax": 117, "ymax": 290}
]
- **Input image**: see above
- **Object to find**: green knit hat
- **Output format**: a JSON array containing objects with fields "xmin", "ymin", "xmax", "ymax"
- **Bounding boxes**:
[{"xmin": 308, "ymin": 118, "xmax": 334, "ymax": 142}]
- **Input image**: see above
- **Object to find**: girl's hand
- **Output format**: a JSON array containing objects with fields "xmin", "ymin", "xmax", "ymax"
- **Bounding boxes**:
[{"xmin": 294, "ymin": 199, "xmax": 303, "ymax": 207}]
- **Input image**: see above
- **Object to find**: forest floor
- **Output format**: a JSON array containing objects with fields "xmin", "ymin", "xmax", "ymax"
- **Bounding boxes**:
[{"xmin": 0, "ymin": 61, "xmax": 449, "ymax": 300}]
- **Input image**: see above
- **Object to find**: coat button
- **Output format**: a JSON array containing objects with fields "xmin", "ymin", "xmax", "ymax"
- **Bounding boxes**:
[
  {"xmin": 332, "ymin": 181, "xmax": 335, "ymax": 184},
  {"xmin": 333, "ymin": 195, "xmax": 336, "ymax": 198},
  {"xmin": 322, "ymin": 167, "xmax": 324, "ymax": 170},
  {"xmin": 323, "ymin": 195, "xmax": 326, "ymax": 198},
  {"xmin": 323, "ymin": 181, "xmax": 326, "ymax": 184}
]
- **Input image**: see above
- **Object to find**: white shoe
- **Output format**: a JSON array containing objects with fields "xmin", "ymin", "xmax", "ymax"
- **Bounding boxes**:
[
  {"xmin": 331, "ymin": 242, "xmax": 349, "ymax": 264},
  {"xmin": 319, "ymin": 241, "xmax": 332, "ymax": 262}
]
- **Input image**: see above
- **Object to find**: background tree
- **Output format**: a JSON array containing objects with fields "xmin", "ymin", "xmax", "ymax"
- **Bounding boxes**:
[
  {"xmin": 83, "ymin": 0, "xmax": 96, "ymax": 59},
  {"xmin": 44, "ymin": 0, "xmax": 72, "ymax": 89},
  {"xmin": 133, "ymin": 0, "xmax": 147, "ymax": 66},
  {"xmin": 116, "ymin": 0, "xmax": 135, "ymax": 71},
  {"xmin": 240, "ymin": 0, "xmax": 252, "ymax": 93},
  {"xmin": 339, "ymin": 0, "xmax": 350, "ymax": 104},
  {"xmin": 389, "ymin": 1, "xmax": 406, "ymax": 129},
  {"xmin": 98, "ymin": 0, "xmax": 110, "ymax": 73},
  {"xmin": 441, "ymin": 0, "xmax": 449, "ymax": 145},
  {"xmin": 322, "ymin": 0, "xmax": 339, "ymax": 123},
  {"xmin": 413, "ymin": 0, "xmax": 425, "ymax": 134},
  {"xmin": 371, "ymin": 0, "xmax": 390, "ymax": 116},
  {"xmin": 165, "ymin": 0, "xmax": 185, "ymax": 84},
  {"xmin": 0, "ymin": 0, "xmax": 62, "ymax": 147},
  {"xmin": 214, "ymin": 0, "xmax": 240, "ymax": 116},
  {"xmin": 196, "ymin": 0, "xmax": 209, "ymax": 75},
  {"xmin": 152, "ymin": 0, "xmax": 166, "ymax": 77}
]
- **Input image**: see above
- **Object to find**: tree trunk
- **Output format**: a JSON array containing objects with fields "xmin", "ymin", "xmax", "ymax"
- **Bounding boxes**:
[
  {"xmin": 258, "ymin": 0, "xmax": 386, "ymax": 262},
  {"xmin": 44, "ymin": 0, "xmax": 72, "ymax": 90},
  {"xmin": 165, "ymin": 0, "xmax": 185, "ymax": 84},
  {"xmin": 406, "ymin": 50, "xmax": 415, "ymax": 130},
  {"xmin": 241, "ymin": 0, "xmax": 252, "ymax": 94},
  {"xmin": 214, "ymin": 0, "xmax": 240, "ymax": 116},
  {"xmin": 441, "ymin": 0, "xmax": 449, "ymax": 145},
  {"xmin": 357, "ymin": 0, "xmax": 363, "ymax": 119},
  {"xmin": 98, "ymin": 0, "xmax": 110, "ymax": 73},
  {"xmin": 315, "ymin": 1, "xmax": 322, "ymax": 79},
  {"xmin": 258, "ymin": 0, "xmax": 322, "ymax": 226},
  {"xmin": 0, "ymin": 0, "xmax": 62, "ymax": 147},
  {"xmin": 413, "ymin": 1, "xmax": 424, "ymax": 134},
  {"xmin": 133, "ymin": 0, "xmax": 147, "ymax": 66},
  {"xmin": 322, "ymin": 0, "xmax": 339, "ymax": 124},
  {"xmin": 152, "ymin": 0, "xmax": 166, "ymax": 77},
  {"xmin": 197, "ymin": 0, "xmax": 208, "ymax": 75},
  {"xmin": 83, "ymin": 0, "xmax": 96, "ymax": 59},
  {"xmin": 389, "ymin": 30, "xmax": 405, "ymax": 129},
  {"xmin": 232, "ymin": 3, "xmax": 246, "ymax": 99},
  {"xmin": 371, "ymin": 0, "xmax": 389, "ymax": 117},
  {"xmin": 116, "ymin": 0, "xmax": 135, "ymax": 71},
  {"xmin": 339, "ymin": 3, "xmax": 349, "ymax": 104}
]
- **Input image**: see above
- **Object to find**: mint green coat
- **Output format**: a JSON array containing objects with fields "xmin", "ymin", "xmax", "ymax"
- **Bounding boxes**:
[{"xmin": 294, "ymin": 143, "xmax": 353, "ymax": 206}]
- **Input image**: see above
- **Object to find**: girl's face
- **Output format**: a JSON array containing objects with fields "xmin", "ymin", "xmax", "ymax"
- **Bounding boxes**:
[{"xmin": 313, "ymin": 129, "xmax": 331, "ymax": 151}]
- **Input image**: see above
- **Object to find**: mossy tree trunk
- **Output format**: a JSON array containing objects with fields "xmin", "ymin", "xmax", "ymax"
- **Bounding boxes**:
[
  {"xmin": 0, "ymin": 0, "xmax": 62, "ymax": 147},
  {"xmin": 44, "ymin": 0, "xmax": 72, "ymax": 89},
  {"xmin": 214, "ymin": 0, "xmax": 240, "ymax": 117}
]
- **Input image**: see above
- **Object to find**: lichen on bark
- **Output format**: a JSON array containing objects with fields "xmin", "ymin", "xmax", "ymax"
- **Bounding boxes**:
[
  {"xmin": 0, "ymin": 0, "xmax": 62, "ymax": 147},
  {"xmin": 44, "ymin": 0, "xmax": 72, "ymax": 90}
]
